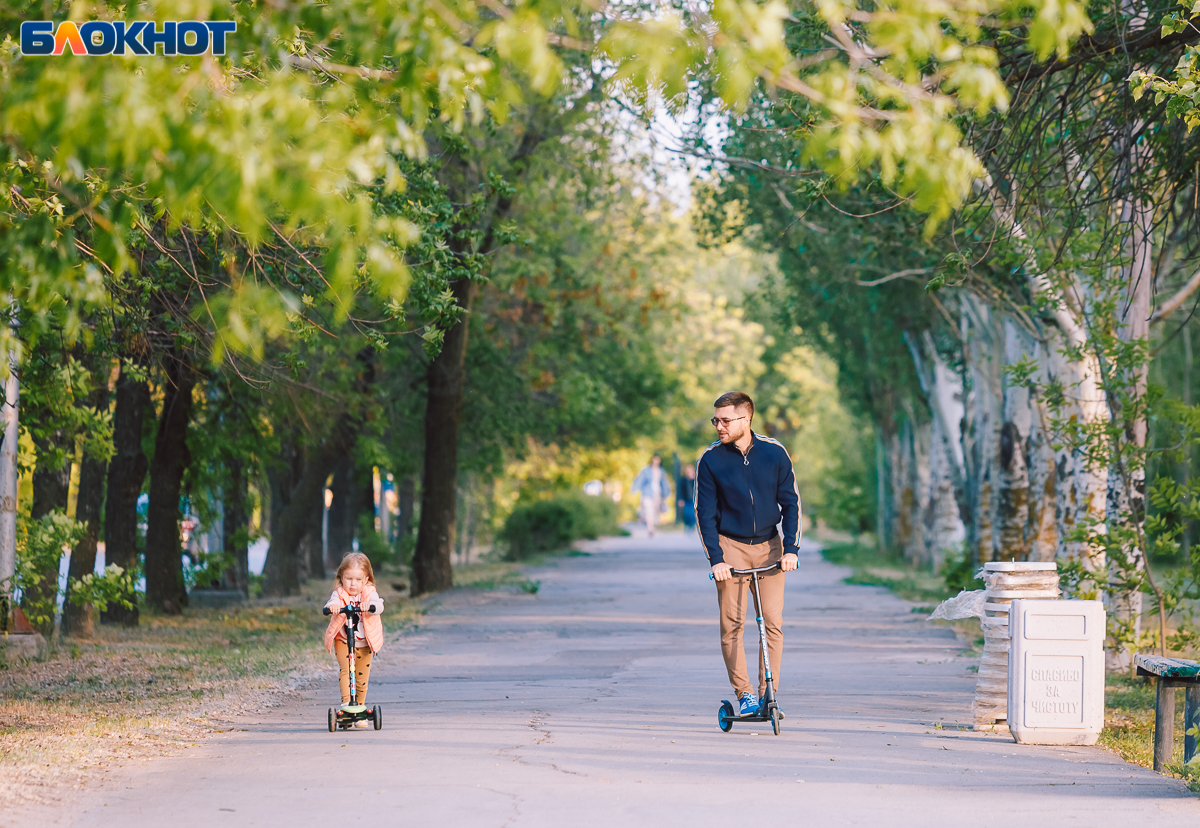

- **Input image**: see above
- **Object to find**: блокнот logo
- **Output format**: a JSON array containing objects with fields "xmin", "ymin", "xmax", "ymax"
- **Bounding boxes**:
[{"xmin": 20, "ymin": 21, "xmax": 236, "ymax": 56}]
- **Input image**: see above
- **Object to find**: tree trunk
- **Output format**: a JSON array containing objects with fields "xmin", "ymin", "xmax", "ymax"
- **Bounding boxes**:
[
  {"xmin": 263, "ymin": 438, "xmax": 302, "ymax": 596},
  {"xmin": 63, "ymin": 374, "xmax": 111, "ymax": 637},
  {"xmin": 22, "ymin": 431, "xmax": 72, "ymax": 635},
  {"xmin": 1107, "ymin": 184, "xmax": 1156, "ymax": 663},
  {"xmin": 302, "ymin": 479, "xmax": 326, "ymax": 579},
  {"xmin": 263, "ymin": 414, "xmax": 360, "ymax": 597},
  {"xmin": 355, "ymin": 465, "xmax": 376, "ymax": 544},
  {"xmin": 0, "ymin": 363, "xmax": 17, "ymax": 632},
  {"xmin": 223, "ymin": 456, "xmax": 249, "ymax": 598},
  {"xmin": 996, "ymin": 421, "xmax": 1030, "ymax": 561},
  {"xmin": 31, "ymin": 439, "xmax": 71, "ymax": 520},
  {"xmin": 1185, "ymin": 324, "xmax": 1193, "ymax": 557},
  {"xmin": 144, "ymin": 353, "xmax": 196, "ymax": 614},
  {"xmin": 413, "ymin": 278, "xmax": 476, "ymax": 595},
  {"xmin": 397, "ymin": 474, "xmax": 415, "ymax": 555},
  {"xmin": 327, "ymin": 455, "xmax": 354, "ymax": 568},
  {"xmin": 102, "ymin": 367, "xmax": 150, "ymax": 626}
]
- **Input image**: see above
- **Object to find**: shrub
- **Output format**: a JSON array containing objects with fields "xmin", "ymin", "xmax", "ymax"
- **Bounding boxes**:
[
  {"xmin": 557, "ymin": 493, "xmax": 621, "ymax": 539},
  {"xmin": 69, "ymin": 564, "xmax": 137, "ymax": 614},
  {"xmin": 357, "ymin": 515, "xmax": 393, "ymax": 570},
  {"xmin": 500, "ymin": 500, "xmax": 576, "ymax": 561},
  {"xmin": 941, "ymin": 546, "xmax": 984, "ymax": 593},
  {"xmin": 12, "ymin": 511, "xmax": 85, "ymax": 634}
]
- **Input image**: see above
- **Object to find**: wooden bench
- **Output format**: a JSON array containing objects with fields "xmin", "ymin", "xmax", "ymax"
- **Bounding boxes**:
[{"xmin": 1134, "ymin": 654, "xmax": 1200, "ymax": 772}]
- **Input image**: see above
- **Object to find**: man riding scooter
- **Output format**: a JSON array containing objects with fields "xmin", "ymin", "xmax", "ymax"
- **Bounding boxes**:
[{"xmin": 696, "ymin": 391, "xmax": 802, "ymax": 718}]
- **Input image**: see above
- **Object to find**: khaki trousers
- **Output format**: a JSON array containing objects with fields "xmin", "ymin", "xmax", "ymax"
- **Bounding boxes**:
[
  {"xmin": 715, "ymin": 534, "xmax": 784, "ymax": 698},
  {"xmin": 334, "ymin": 638, "xmax": 374, "ymax": 705}
]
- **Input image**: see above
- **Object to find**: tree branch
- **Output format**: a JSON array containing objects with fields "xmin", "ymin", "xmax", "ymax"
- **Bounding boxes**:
[
  {"xmin": 1000, "ymin": 24, "xmax": 1200, "ymax": 78},
  {"xmin": 1152, "ymin": 267, "xmax": 1200, "ymax": 323},
  {"xmin": 856, "ymin": 268, "xmax": 929, "ymax": 287}
]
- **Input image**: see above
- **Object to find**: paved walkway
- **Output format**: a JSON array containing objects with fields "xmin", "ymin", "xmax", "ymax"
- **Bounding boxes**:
[{"xmin": 52, "ymin": 533, "xmax": 1200, "ymax": 825}]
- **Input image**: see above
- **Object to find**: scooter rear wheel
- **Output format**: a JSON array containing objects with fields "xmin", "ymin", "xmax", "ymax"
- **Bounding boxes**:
[
  {"xmin": 373, "ymin": 705, "xmax": 382, "ymax": 730},
  {"xmin": 770, "ymin": 706, "xmax": 781, "ymax": 736},
  {"xmin": 718, "ymin": 700, "xmax": 735, "ymax": 733},
  {"xmin": 327, "ymin": 708, "xmax": 336, "ymax": 732}
]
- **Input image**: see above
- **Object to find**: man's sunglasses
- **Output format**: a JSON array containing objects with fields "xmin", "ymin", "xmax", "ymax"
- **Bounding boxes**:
[{"xmin": 711, "ymin": 416, "xmax": 747, "ymax": 428}]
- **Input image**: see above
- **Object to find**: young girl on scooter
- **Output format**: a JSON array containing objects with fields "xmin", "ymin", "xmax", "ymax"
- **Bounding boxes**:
[{"xmin": 323, "ymin": 552, "xmax": 385, "ymax": 729}]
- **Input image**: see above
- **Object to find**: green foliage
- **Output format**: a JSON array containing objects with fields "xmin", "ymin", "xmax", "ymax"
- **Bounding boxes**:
[
  {"xmin": 499, "ymin": 499, "xmax": 576, "ymax": 560},
  {"xmin": 183, "ymin": 548, "xmax": 235, "ymax": 592},
  {"xmin": 555, "ymin": 493, "xmax": 621, "ymax": 540},
  {"xmin": 20, "ymin": 351, "xmax": 114, "ymax": 474},
  {"xmin": 941, "ymin": 547, "xmax": 984, "ymax": 594},
  {"xmin": 357, "ymin": 515, "xmax": 393, "ymax": 572},
  {"xmin": 0, "ymin": 0, "xmax": 1100, "ymax": 372},
  {"xmin": 68, "ymin": 565, "xmax": 137, "ymax": 614},
  {"xmin": 12, "ymin": 511, "xmax": 86, "ymax": 630},
  {"xmin": 1129, "ymin": 2, "xmax": 1200, "ymax": 132}
]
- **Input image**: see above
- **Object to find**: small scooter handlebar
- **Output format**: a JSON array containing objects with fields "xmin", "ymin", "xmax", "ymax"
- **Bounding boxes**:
[
  {"xmin": 709, "ymin": 561, "xmax": 784, "ymax": 580},
  {"xmin": 323, "ymin": 604, "xmax": 377, "ymax": 616}
]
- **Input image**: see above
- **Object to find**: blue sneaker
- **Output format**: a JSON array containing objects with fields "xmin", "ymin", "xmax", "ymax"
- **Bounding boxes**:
[{"xmin": 738, "ymin": 693, "xmax": 760, "ymax": 717}]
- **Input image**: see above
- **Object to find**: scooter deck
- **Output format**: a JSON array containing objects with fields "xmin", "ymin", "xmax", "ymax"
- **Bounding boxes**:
[
  {"xmin": 726, "ymin": 709, "xmax": 785, "ymax": 722},
  {"xmin": 720, "ymin": 700, "xmax": 785, "ymax": 723}
]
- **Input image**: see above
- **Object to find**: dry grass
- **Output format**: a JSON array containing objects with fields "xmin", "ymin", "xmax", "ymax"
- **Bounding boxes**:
[{"xmin": 0, "ymin": 575, "xmax": 422, "ymax": 812}]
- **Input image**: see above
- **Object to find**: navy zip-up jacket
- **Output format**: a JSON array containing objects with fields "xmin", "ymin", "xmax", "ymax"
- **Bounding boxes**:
[{"xmin": 694, "ymin": 432, "xmax": 802, "ymax": 565}]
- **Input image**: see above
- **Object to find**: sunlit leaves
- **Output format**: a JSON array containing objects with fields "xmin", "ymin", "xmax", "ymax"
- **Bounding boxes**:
[
  {"xmin": 1131, "ymin": 38, "xmax": 1200, "ymax": 131},
  {"xmin": 0, "ymin": 0, "xmax": 1101, "ymax": 364}
]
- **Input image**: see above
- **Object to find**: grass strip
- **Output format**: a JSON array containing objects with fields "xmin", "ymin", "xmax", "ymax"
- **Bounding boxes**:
[{"xmin": 820, "ymin": 540, "xmax": 953, "ymax": 606}]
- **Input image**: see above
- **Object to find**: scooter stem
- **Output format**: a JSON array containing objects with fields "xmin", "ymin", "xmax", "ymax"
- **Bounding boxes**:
[{"xmin": 750, "ymin": 572, "xmax": 775, "ymax": 703}]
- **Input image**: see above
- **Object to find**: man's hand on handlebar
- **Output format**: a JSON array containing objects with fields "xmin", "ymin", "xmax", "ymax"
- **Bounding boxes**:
[
  {"xmin": 711, "ymin": 562, "xmax": 733, "ymax": 582},
  {"xmin": 781, "ymin": 553, "xmax": 798, "ymax": 572}
]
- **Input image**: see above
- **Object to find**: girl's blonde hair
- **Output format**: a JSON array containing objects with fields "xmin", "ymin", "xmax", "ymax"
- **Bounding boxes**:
[{"xmin": 335, "ymin": 552, "xmax": 376, "ymax": 586}]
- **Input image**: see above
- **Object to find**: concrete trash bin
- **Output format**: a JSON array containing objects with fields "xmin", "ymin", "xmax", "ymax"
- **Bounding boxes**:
[
  {"xmin": 974, "ymin": 562, "xmax": 1060, "ymax": 730},
  {"xmin": 1007, "ymin": 598, "xmax": 1105, "ymax": 745}
]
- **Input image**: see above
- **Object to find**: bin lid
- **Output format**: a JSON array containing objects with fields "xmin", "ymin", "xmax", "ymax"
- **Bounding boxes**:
[{"xmin": 983, "ymin": 562, "xmax": 1057, "ymax": 571}]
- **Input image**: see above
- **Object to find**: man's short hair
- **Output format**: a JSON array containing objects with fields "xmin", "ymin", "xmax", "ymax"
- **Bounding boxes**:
[{"xmin": 713, "ymin": 391, "xmax": 754, "ymax": 418}]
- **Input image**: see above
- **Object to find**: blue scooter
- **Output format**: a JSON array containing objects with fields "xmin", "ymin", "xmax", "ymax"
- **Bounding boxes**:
[{"xmin": 712, "ymin": 561, "xmax": 785, "ymax": 735}]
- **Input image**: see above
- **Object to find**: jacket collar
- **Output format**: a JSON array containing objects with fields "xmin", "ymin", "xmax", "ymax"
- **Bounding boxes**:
[{"xmin": 720, "ymin": 431, "xmax": 758, "ymax": 453}]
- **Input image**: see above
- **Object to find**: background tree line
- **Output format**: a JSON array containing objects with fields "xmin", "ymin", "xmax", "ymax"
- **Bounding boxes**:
[{"xmin": 0, "ymin": 0, "xmax": 1116, "ymax": 642}]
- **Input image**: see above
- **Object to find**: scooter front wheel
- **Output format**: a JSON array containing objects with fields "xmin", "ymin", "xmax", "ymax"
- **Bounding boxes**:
[
  {"xmin": 373, "ymin": 705, "xmax": 383, "ymax": 730},
  {"xmin": 327, "ymin": 707, "xmax": 336, "ymax": 732},
  {"xmin": 770, "ymin": 706, "xmax": 781, "ymax": 736},
  {"xmin": 718, "ymin": 700, "xmax": 735, "ymax": 733}
]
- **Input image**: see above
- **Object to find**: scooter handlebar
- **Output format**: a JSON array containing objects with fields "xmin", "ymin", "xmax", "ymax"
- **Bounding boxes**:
[
  {"xmin": 326, "ymin": 604, "xmax": 377, "ymax": 616},
  {"xmin": 731, "ymin": 562, "xmax": 783, "ymax": 576},
  {"xmin": 709, "ymin": 561, "xmax": 784, "ymax": 580}
]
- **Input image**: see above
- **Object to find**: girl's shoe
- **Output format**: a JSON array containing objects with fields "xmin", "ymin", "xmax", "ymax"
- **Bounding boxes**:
[{"xmin": 354, "ymin": 720, "xmax": 369, "ymax": 729}]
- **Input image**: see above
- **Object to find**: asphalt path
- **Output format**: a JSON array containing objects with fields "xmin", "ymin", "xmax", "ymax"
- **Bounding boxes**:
[{"xmin": 52, "ymin": 531, "xmax": 1200, "ymax": 825}]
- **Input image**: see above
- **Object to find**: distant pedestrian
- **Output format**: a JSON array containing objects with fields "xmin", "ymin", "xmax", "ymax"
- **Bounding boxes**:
[
  {"xmin": 677, "ymin": 463, "xmax": 697, "ymax": 528},
  {"xmin": 324, "ymin": 553, "xmax": 384, "ymax": 728},
  {"xmin": 696, "ymin": 391, "xmax": 801, "ymax": 718},
  {"xmin": 631, "ymin": 454, "xmax": 672, "ymax": 537}
]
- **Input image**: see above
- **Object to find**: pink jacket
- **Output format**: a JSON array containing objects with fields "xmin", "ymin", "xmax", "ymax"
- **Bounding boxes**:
[{"xmin": 323, "ymin": 585, "xmax": 385, "ymax": 654}]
